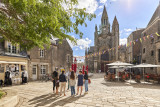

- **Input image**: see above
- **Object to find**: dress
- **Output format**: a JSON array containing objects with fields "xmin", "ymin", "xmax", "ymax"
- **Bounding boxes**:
[{"xmin": 78, "ymin": 74, "xmax": 83, "ymax": 86}]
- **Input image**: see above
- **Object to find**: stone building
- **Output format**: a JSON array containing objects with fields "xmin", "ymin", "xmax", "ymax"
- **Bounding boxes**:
[
  {"xmin": 0, "ymin": 38, "xmax": 28, "ymax": 82},
  {"xmin": 0, "ymin": 38, "xmax": 73, "ymax": 81},
  {"xmin": 127, "ymin": 28, "xmax": 144, "ymax": 64},
  {"xmin": 119, "ymin": 45, "xmax": 127, "ymax": 62},
  {"xmin": 28, "ymin": 39, "xmax": 73, "ymax": 80},
  {"xmin": 85, "ymin": 6, "xmax": 120, "ymax": 72},
  {"xmin": 141, "ymin": 3, "xmax": 160, "ymax": 74}
]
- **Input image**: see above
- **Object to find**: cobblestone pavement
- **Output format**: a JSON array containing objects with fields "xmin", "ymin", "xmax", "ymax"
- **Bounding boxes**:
[{"xmin": 3, "ymin": 73, "xmax": 160, "ymax": 107}]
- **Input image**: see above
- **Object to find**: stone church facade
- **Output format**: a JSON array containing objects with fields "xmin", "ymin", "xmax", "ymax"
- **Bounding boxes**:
[{"xmin": 85, "ymin": 6, "xmax": 120, "ymax": 72}]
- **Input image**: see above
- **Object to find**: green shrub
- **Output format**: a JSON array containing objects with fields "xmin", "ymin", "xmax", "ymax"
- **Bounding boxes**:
[{"xmin": 0, "ymin": 90, "xmax": 5, "ymax": 99}]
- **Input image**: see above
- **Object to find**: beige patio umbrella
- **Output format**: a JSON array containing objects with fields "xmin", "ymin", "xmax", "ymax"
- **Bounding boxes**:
[
  {"xmin": 133, "ymin": 63, "xmax": 160, "ymax": 82},
  {"xmin": 107, "ymin": 61, "xmax": 133, "ymax": 81}
]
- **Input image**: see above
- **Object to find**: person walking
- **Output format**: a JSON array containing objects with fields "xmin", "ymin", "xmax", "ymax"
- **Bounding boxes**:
[
  {"xmin": 84, "ymin": 71, "xmax": 88, "ymax": 93},
  {"xmin": 59, "ymin": 70, "xmax": 67, "ymax": 96},
  {"xmin": 55, "ymin": 72, "xmax": 59, "ymax": 94},
  {"xmin": 51, "ymin": 71, "xmax": 58, "ymax": 93},
  {"xmin": 77, "ymin": 71, "xmax": 83, "ymax": 95},
  {"xmin": 70, "ymin": 71, "xmax": 76, "ymax": 96},
  {"xmin": 66, "ymin": 69, "xmax": 71, "ymax": 90}
]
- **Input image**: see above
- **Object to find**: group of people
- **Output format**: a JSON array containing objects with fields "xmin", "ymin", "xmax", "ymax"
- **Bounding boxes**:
[{"xmin": 51, "ymin": 69, "xmax": 89, "ymax": 96}]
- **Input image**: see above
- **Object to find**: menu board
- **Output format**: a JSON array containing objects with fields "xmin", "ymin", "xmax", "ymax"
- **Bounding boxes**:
[{"xmin": 0, "ymin": 64, "xmax": 4, "ymax": 73}]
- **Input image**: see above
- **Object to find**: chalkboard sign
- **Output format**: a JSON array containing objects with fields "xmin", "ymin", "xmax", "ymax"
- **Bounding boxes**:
[{"xmin": 0, "ymin": 64, "xmax": 4, "ymax": 73}]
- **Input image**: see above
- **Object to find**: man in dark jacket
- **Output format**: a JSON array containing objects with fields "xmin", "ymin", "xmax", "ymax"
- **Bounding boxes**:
[{"xmin": 59, "ymin": 70, "xmax": 67, "ymax": 96}]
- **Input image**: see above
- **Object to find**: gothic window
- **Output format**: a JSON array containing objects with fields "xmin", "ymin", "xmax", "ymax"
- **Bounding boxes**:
[
  {"xmin": 143, "ymin": 48, "xmax": 145, "ymax": 54},
  {"xmin": 104, "ymin": 19, "xmax": 105, "ymax": 25},
  {"xmin": 151, "ymin": 50, "xmax": 154, "ymax": 56}
]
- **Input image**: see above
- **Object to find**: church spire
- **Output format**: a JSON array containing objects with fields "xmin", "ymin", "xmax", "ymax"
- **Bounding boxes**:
[
  {"xmin": 113, "ymin": 16, "xmax": 119, "ymax": 25},
  {"xmin": 101, "ymin": 5, "xmax": 108, "ymax": 25}
]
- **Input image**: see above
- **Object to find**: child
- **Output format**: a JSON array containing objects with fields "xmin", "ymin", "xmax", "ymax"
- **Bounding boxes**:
[
  {"xmin": 77, "ymin": 71, "xmax": 83, "ymax": 95},
  {"xmin": 70, "ymin": 71, "xmax": 76, "ymax": 96}
]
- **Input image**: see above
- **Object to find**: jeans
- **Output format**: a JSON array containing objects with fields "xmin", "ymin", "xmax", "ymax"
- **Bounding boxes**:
[
  {"xmin": 53, "ymin": 80, "xmax": 55, "ymax": 91},
  {"xmin": 70, "ymin": 86, "xmax": 75, "ymax": 95},
  {"xmin": 68, "ymin": 79, "xmax": 70, "ymax": 89},
  {"xmin": 85, "ymin": 80, "xmax": 88, "ymax": 92}
]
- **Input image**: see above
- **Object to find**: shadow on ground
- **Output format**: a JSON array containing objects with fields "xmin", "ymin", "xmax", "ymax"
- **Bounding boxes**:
[
  {"xmin": 102, "ymin": 79, "xmax": 160, "ymax": 89},
  {"xmin": 28, "ymin": 93, "xmax": 86, "ymax": 107},
  {"xmin": 101, "ymin": 82, "xmax": 131, "ymax": 87}
]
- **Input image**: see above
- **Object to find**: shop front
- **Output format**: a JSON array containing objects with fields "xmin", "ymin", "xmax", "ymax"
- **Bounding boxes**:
[{"xmin": 0, "ymin": 56, "xmax": 28, "ymax": 85}]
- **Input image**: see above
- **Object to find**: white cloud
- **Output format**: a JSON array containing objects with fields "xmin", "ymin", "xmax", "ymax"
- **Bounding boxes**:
[
  {"xmin": 98, "ymin": 12, "xmax": 102, "ymax": 16},
  {"xmin": 76, "ymin": 0, "xmax": 98, "ymax": 14},
  {"xmin": 120, "ymin": 38, "xmax": 127, "ymax": 45},
  {"xmin": 67, "ymin": 36, "xmax": 92, "ymax": 50},
  {"xmin": 76, "ymin": 38, "xmax": 92, "ymax": 50},
  {"xmin": 98, "ymin": 5, "xmax": 103, "ymax": 9},
  {"xmin": 100, "ymin": 0, "xmax": 107, "ymax": 4},
  {"xmin": 75, "ymin": 48, "xmax": 79, "ymax": 51},
  {"xmin": 62, "ymin": 0, "xmax": 98, "ymax": 14},
  {"xmin": 124, "ymin": 28, "xmax": 133, "ymax": 32}
]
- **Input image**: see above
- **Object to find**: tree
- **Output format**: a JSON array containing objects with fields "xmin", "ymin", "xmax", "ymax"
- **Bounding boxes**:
[{"xmin": 0, "ymin": 0, "xmax": 96, "ymax": 50}]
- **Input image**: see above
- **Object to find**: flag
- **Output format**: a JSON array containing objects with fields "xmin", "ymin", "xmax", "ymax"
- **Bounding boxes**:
[
  {"xmin": 156, "ymin": 32, "xmax": 160, "ymax": 36},
  {"xmin": 143, "ymin": 37, "xmax": 145, "ymax": 41},
  {"xmin": 140, "ymin": 38, "xmax": 142, "ymax": 42},
  {"xmin": 133, "ymin": 41, "xmax": 136, "ymax": 45}
]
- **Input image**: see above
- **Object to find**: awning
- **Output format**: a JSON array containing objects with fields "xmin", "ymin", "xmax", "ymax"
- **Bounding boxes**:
[{"xmin": 0, "ymin": 61, "xmax": 27, "ymax": 65}]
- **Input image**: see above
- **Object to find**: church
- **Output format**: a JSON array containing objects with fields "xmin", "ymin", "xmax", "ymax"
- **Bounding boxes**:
[{"xmin": 85, "ymin": 6, "xmax": 121, "ymax": 72}]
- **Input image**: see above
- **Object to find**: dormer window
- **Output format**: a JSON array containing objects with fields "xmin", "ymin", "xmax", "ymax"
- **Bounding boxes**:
[{"xmin": 7, "ymin": 42, "xmax": 18, "ymax": 54}]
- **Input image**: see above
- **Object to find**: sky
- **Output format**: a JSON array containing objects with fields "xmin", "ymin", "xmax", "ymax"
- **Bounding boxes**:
[{"xmin": 67, "ymin": 0, "xmax": 159, "ymax": 62}]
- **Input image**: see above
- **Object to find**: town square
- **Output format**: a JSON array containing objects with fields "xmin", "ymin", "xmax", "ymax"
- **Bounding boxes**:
[{"xmin": 1, "ymin": 0, "xmax": 160, "ymax": 107}]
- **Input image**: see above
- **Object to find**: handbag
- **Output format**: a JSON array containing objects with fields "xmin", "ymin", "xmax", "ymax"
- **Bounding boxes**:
[{"xmin": 88, "ymin": 79, "xmax": 91, "ymax": 84}]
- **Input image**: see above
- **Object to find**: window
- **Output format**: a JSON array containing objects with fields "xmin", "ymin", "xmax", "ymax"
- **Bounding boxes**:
[
  {"xmin": 151, "ymin": 50, "xmax": 154, "ymax": 56},
  {"xmin": 104, "ymin": 19, "xmax": 105, "ymax": 25},
  {"xmin": 144, "ymin": 33, "xmax": 146, "ymax": 36},
  {"xmin": 40, "ymin": 49, "xmax": 44, "ymax": 57},
  {"xmin": 143, "ymin": 48, "xmax": 145, "ymax": 54},
  {"xmin": 150, "ymin": 68, "xmax": 153, "ymax": 70},
  {"xmin": 12, "ymin": 45, "xmax": 16, "ymax": 54},
  {"xmin": 7, "ymin": 42, "xmax": 17, "ymax": 54},
  {"xmin": 67, "ymin": 55, "xmax": 70, "ymax": 63},
  {"xmin": 151, "ymin": 38, "xmax": 154, "ymax": 44},
  {"xmin": 142, "ymin": 60, "xmax": 146, "ymax": 63},
  {"xmin": 159, "ymin": 49, "xmax": 160, "ymax": 62},
  {"xmin": 32, "ymin": 65, "xmax": 37, "ymax": 74},
  {"xmin": 41, "ymin": 65, "xmax": 46, "ymax": 74}
]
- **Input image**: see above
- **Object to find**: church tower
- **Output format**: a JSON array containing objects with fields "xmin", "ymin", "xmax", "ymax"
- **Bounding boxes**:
[
  {"xmin": 112, "ymin": 16, "xmax": 119, "ymax": 60},
  {"xmin": 100, "ymin": 6, "xmax": 110, "ymax": 34}
]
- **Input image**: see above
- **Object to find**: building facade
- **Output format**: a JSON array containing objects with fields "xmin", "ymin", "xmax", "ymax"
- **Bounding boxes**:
[
  {"xmin": 141, "ymin": 4, "xmax": 160, "ymax": 74},
  {"xmin": 28, "ymin": 39, "xmax": 73, "ymax": 80},
  {"xmin": 127, "ymin": 28, "xmax": 144, "ymax": 64},
  {"xmin": 85, "ymin": 6, "xmax": 120, "ymax": 72},
  {"xmin": 0, "ymin": 38, "xmax": 73, "ymax": 81},
  {"xmin": 0, "ymin": 39, "xmax": 28, "ymax": 82}
]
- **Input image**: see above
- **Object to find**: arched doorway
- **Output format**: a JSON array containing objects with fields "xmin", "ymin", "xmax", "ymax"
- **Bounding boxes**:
[{"xmin": 101, "ymin": 50, "xmax": 109, "ymax": 72}]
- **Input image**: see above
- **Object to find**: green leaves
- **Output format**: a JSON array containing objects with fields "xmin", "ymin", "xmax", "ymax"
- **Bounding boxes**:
[{"xmin": 0, "ymin": 0, "xmax": 96, "ymax": 50}]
